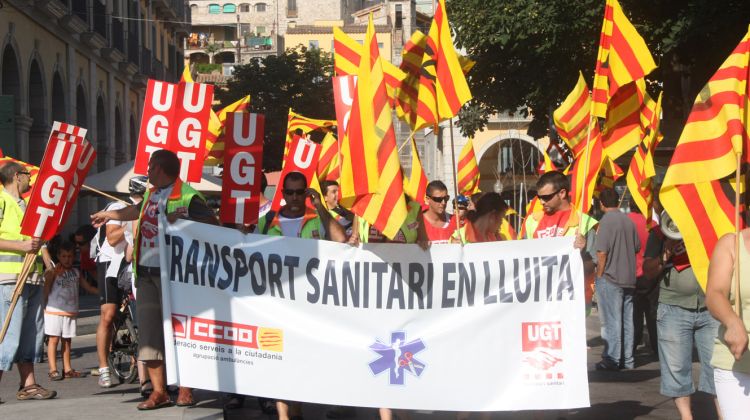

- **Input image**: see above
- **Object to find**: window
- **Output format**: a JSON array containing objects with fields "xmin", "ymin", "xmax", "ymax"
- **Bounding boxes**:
[
  {"xmin": 208, "ymin": 3, "xmax": 220, "ymax": 13},
  {"xmin": 256, "ymin": 26, "xmax": 265, "ymax": 35},
  {"xmin": 239, "ymin": 3, "xmax": 249, "ymax": 12},
  {"xmin": 190, "ymin": 4, "xmax": 199, "ymax": 12},
  {"xmin": 378, "ymin": 42, "xmax": 383, "ymax": 49},
  {"xmin": 309, "ymin": 40, "xmax": 319, "ymax": 49},
  {"xmin": 240, "ymin": 23, "xmax": 251, "ymax": 36},
  {"xmin": 287, "ymin": 0, "xmax": 297, "ymax": 17},
  {"xmin": 255, "ymin": 3, "xmax": 266, "ymax": 12},
  {"xmin": 222, "ymin": 3, "xmax": 236, "ymax": 13}
]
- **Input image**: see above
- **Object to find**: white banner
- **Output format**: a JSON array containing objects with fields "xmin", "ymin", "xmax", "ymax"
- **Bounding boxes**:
[{"xmin": 158, "ymin": 220, "xmax": 590, "ymax": 411}]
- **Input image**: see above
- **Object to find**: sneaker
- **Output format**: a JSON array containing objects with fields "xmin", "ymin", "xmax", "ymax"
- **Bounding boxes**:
[{"xmin": 98, "ymin": 369, "xmax": 113, "ymax": 388}]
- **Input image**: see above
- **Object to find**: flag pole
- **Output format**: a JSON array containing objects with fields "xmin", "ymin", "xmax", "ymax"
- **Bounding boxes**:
[
  {"xmin": 734, "ymin": 151, "xmax": 742, "ymax": 316},
  {"xmin": 448, "ymin": 120, "xmax": 460, "ymax": 205},
  {"xmin": 397, "ymin": 128, "xmax": 419, "ymax": 155},
  {"xmin": 82, "ymin": 184, "xmax": 129, "ymax": 204},
  {"xmin": 577, "ymin": 114, "xmax": 596, "ymax": 226}
]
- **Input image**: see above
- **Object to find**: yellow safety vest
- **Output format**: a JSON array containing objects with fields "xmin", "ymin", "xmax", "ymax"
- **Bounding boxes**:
[{"xmin": 0, "ymin": 190, "xmax": 42, "ymax": 274}]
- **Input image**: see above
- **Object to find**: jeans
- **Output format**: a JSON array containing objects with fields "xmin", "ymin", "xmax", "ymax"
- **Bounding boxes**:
[
  {"xmin": 657, "ymin": 302, "xmax": 718, "ymax": 397},
  {"xmin": 633, "ymin": 279, "xmax": 659, "ymax": 355},
  {"xmin": 0, "ymin": 283, "xmax": 45, "ymax": 371},
  {"xmin": 596, "ymin": 277, "xmax": 635, "ymax": 369}
]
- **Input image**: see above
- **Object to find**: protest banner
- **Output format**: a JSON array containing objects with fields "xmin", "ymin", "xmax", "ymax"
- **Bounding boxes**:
[
  {"xmin": 21, "ymin": 123, "xmax": 94, "ymax": 240},
  {"xmin": 270, "ymin": 136, "xmax": 320, "ymax": 211},
  {"xmin": 158, "ymin": 220, "xmax": 590, "ymax": 411},
  {"xmin": 134, "ymin": 80, "xmax": 214, "ymax": 182},
  {"xmin": 220, "ymin": 112, "xmax": 264, "ymax": 225}
]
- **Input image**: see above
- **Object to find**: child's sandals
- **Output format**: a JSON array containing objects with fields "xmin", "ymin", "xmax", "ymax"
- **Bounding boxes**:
[
  {"xmin": 64, "ymin": 369, "xmax": 83, "ymax": 378},
  {"xmin": 48, "ymin": 371, "xmax": 63, "ymax": 381}
]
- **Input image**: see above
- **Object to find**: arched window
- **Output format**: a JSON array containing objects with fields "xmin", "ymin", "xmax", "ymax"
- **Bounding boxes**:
[
  {"xmin": 190, "ymin": 4, "xmax": 198, "ymax": 12},
  {"xmin": 239, "ymin": 3, "xmax": 249, "ymax": 12},
  {"xmin": 222, "ymin": 3, "xmax": 236, "ymax": 13},
  {"xmin": 255, "ymin": 3, "xmax": 266, "ymax": 12},
  {"xmin": 208, "ymin": 3, "xmax": 220, "ymax": 13}
]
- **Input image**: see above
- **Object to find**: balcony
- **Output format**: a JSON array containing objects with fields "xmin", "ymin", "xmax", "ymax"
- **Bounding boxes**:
[
  {"xmin": 127, "ymin": 31, "xmax": 139, "ymax": 66},
  {"xmin": 102, "ymin": 18, "xmax": 126, "ymax": 62},
  {"xmin": 60, "ymin": 14, "xmax": 87, "ymax": 34},
  {"xmin": 93, "ymin": 1, "xmax": 107, "ymax": 38},
  {"xmin": 35, "ymin": 0, "xmax": 67, "ymax": 20},
  {"xmin": 81, "ymin": 31, "xmax": 107, "ymax": 50}
]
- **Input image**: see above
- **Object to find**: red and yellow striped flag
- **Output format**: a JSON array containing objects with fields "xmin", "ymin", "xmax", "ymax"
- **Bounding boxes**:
[
  {"xmin": 316, "ymin": 132, "xmax": 340, "ymax": 181},
  {"xmin": 553, "ymin": 72, "xmax": 598, "ymax": 157},
  {"xmin": 333, "ymin": 26, "xmax": 405, "ymax": 104},
  {"xmin": 403, "ymin": 137, "xmax": 428, "ymax": 206},
  {"xmin": 601, "ymin": 79, "xmax": 645, "ymax": 160},
  {"xmin": 537, "ymin": 146, "xmax": 557, "ymax": 175},
  {"xmin": 205, "ymin": 95, "xmax": 251, "ymax": 165},
  {"xmin": 591, "ymin": 0, "xmax": 656, "ymax": 118},
  {"xmin": 414, "ymin": 0, "xmax": 473, "ymax": 130},
  {"xmin": 596, "ymin": 157, "xmax": 624, "ymax": 197},
  {"xmin": 660, "ymin": 27, "xmax": 750, "ymax": 289},
  {"xmin": 569, "ymin": 132, "xmax": 606, "ymax": 214},
  {"xmin": 457, "ymin": 138, "xmax": 480, "ymax": 195},
  {"xmin": 283, "ymin": 110, "xmax": 337, "ymax": 168},
  {"xmin": 339, "ymin": 16, "xmax": 407, "ymax": 239},
  {"xmin": 626, "ymin": 91, "xmax": 663, "ymax": 219}
]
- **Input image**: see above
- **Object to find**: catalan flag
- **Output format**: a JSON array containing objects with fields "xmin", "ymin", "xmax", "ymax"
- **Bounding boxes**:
[
  {"xmin": 660, "ymin": 26, "xmax": 750, "ymax": 290},
  {"xmin": 626, "ymin": 91, "xmax": 662, "ymax": 219},
  {"xmin": 283, "ymin": 110, "xmax": 337, "ymax": 168},
  {"xmin": 316, "ymin": 132, "xmax": 340, "ymax": 181},
  {"xmin": 596, "ymin": 157, "xmax": 624, "ymax": 196},
  {"xmin": 205, "ymin": 95, "xmax": 251, "ymax": 165},
  {"xmin": 414, "ymin": 0, "xmax": 473, "ymax": 130},
  {"xmin": 339, "ymin": 16, "xmax": 408, "ymax": 240},
  {"xmin": 537, "ymin": 146, "xmax": 557, "ymax": 175},
  {"xmin": 553, "ymin": 72, "xmax": 598, "ymax": 157},
  {"xmin": 333, "ymin": 26, "xmax": 405, "ymax": 104},
  {"xmin": 591, "ymin": 0, "xmax": 656, "ymax": 118},
  {"xmin": 568, "ymin": 131, "xmax": 606, "ymax": 214},
  {"xmin": 601, "ymin": 79, "xmax": 645, "ymax": 160},
  {"xmin": 403, "ymin": 137, "xmax": 428, "ymax": 206},
  {"xmin": 457, "ymin": 138, "xmax": 480, "ymax": 195}
]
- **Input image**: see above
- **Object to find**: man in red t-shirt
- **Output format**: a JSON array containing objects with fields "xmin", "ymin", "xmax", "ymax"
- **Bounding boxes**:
[
  {"xmin": 421, "ymin": 180, "xmax": 457, "ymax": 244},
  {"xmin": 628, "ymin": 207, "xmax": 658, "ymax": 357}
]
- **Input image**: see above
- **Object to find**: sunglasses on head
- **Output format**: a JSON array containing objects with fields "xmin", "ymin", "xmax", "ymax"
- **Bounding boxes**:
[
  {"xmin": 427, "ymin": 195, "xmax": 450, "ymax": 203},
  {"xmin": 283, "ymin": 188, "xmax": 306, "ymax": 196},
  {"xmin": 537, "ymin": 189, "xmax": 562, "ymax": 202}
]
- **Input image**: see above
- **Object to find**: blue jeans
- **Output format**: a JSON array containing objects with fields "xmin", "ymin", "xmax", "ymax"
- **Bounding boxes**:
[
  {"xmin": 596, "ymin": 277, "xmax": 635, "ymax": 369},
  {"xmin": 0, "ymin": 283, "xmax": 45, "ymax": 371},
  {"xmin": 657, "ymin": 303, "xmax": 719, "ymax": 397}
]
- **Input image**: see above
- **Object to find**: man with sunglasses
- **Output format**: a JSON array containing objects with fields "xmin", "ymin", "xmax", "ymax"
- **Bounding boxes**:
[
  {"xmin": 422, "ymin": 180, "xmax": 457, "ymax": 244},
  {"xmin": 0, "ymin": 162, "xmax": 56, "ymax": 401},
  {"xmin": 520, "ymin": 171, "xmax": 596, "ymax": 248}
]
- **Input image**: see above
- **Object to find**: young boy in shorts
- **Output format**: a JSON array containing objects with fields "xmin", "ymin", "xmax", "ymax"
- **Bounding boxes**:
[{"xmin": 44, "ymin": 241, "xmax": 98, "ymax": 380}]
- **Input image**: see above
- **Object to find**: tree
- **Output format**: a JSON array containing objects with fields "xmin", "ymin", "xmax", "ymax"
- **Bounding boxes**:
[
  {"xmin": 215, "ymin": 46, "xmax": 336, "ymax": 171},
  {"xmin": 448, "ymin": 0, "xmax": 750, "ymax": 145},
  {"xmin": 204, "ymin": 43, "xmax": 222, "ymax": 64}
]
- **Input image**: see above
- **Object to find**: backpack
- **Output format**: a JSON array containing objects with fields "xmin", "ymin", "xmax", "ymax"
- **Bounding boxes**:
[{"xmin": 90, "ymin": 201, "xmax": 119, "ymax": 261}]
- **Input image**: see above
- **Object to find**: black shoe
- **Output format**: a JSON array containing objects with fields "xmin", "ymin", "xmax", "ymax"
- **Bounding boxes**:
[
  {"xmin": 595, "ymin": 361, "xmax": 619, "ymax": 371},
  {"xmin": 224, "ymin": 394, "xmax": 244, "ymax": 410}
]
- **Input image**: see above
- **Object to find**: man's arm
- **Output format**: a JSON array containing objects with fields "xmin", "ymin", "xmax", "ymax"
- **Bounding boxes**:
[
  {"xmin": 307, "ymin": 189, "xmax": 346, "ymax": 243},
  {"xmin": 91, "ymin": 205, "xmax": 140, "ymax": 227},
  {"xmin": 182, "ymin": 196, "xmax": 219, "ymax": 226},
  {"xmin": 106, "ymin": 224, "xmax": 126, "ymax": 246},
  {"xmin": 0, "ymin": 237, "xmax": 41, "ymax": 254},
  {"xmin": 596, "ymin": 251, "xmax": 607, "ymax": 278}
]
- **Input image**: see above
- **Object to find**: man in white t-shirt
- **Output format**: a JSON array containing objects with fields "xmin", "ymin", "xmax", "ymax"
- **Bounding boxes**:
[{"xmin": 94, "ymin": 176, "xmax": 146, "ymax": 388}]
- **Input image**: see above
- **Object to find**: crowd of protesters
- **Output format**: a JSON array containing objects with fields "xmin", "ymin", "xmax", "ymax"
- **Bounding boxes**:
[{"xmin": 0, "ymin": 152, "xmax": 747, "ymax": 419}]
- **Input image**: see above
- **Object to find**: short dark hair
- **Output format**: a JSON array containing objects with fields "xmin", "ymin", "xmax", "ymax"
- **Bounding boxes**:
[
  {"xmin": 536, "ymin": 170, "xmax": 569, "ymax": 193},
  {"xmin": 150, "ymin": 149, "xmax": 181, "ymax": 178},
  {"xmin": 599, "ymin": 188, "xmax": 619, "ymax": 208},
  {"xmin": 320, "ymin": 180, "xmax": 339, "ymax": 195},
  {"xmin": 466, "ymin": 192, "xmax": 507, "ymax": 223},
  {"xmin": 283, "ymin": 171, "xmax": 307, "ymax": 188},
  {"xmin": 0, "ymin": 162, "xmax": 24, "ymax": 186},
  {"xmin": 57, "ymin": 241, "xmax": 76, "ymax": 254},
  {"xmin": 426, "ymin": 180, "xmax": 448, "ymax": 195},
  {"xmin": 261, "ymin": 172, "xmax": 268, "ymax": 191}
]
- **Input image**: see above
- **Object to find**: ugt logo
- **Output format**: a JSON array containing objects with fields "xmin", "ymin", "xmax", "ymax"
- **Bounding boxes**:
[{"xmin": 369, "ymin": 331, "xmax": 426, "ymax": 385}]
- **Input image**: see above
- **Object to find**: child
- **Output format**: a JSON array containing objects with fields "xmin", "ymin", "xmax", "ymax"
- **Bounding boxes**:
[{"xmin": 44, "ymin": 241, "xmax": 98, "ymax": 380}]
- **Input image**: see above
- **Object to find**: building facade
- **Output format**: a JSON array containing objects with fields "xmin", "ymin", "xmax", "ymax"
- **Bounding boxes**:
[{"xmin": 0, "ymin": 0, "xmax": 188, "ymax": 226}]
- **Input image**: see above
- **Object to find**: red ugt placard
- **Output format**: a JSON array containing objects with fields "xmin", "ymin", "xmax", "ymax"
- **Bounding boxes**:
[
  {"xmin": 332, "ymin": 75, "xmax": 357, "ymax": 142},
  {"xmin": 21, "ymin": 134, "xmax": 85, "ymax": 240},
  {"xmin": 220, "ymin": 112, "xmax": 264, "ymax": 225},
  {"xmin": 270, "ymin": 136, "xmax": 320, "ymax": 212},
  {"xmin": 134, "ymin": 80, "xmax": 214, "ymax": 182}
]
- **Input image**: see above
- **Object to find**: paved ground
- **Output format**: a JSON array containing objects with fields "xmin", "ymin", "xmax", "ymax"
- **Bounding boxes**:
[{"xmin": 0, "ymin": 297, "xmax": 721, "ymax": 419}]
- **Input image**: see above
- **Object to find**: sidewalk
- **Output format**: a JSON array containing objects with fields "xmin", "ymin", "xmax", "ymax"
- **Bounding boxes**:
[{"xmin": 0, "ymin": 307, "xmax": 720, "ymax": 419}]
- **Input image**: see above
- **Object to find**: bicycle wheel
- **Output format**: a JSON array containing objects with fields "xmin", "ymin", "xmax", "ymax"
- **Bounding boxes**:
[{"xmin": 108, "ymin": 315, "xmax": 138, "ymax": 384}]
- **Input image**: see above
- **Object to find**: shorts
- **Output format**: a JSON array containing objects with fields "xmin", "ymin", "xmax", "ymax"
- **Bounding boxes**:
[
  {"xmin": 98, "ymin": 261, "xmax": 123, "ymax": 305},
  {"xmin": 714, "ymin": 368, "xmax": 750, "ymax": 420},
  {"xmin": 135, "ymin": 268, "xmax": 165, "ymax": 362},
  {"xmin": 44, "ymin": 313, "xmax": 77, "ymax": 338}
]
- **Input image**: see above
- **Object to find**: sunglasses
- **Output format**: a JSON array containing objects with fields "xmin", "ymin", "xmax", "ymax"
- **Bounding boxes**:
[
  {"xmin": 283, "ymin": 188, "xmax": 306, "ymax": 196},
  {"xmin": 427, "ymin": 195, "xmax": 450, "ymax": 203},
  {"xmin": 537, "ymin": 189, "xmax": 562, "ymax": 202},
  {"xmin": 16, "ymin": 171, "xmax": 30, "ymax": 176}
]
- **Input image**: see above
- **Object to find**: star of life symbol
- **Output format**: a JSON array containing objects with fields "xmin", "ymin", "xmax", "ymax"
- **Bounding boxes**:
[{"xmin": 369, "ymin": 331, "xmax": 426, "ymax": 385}]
